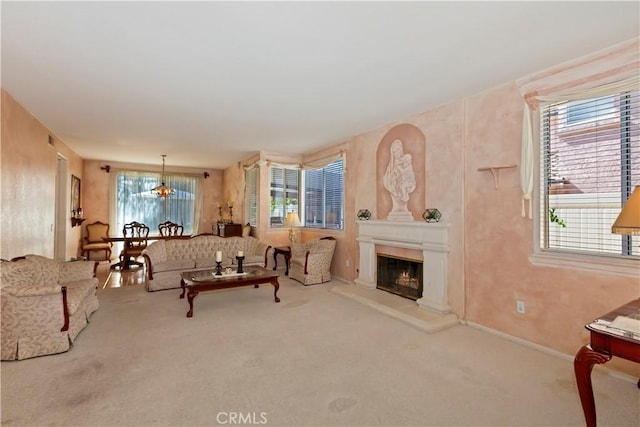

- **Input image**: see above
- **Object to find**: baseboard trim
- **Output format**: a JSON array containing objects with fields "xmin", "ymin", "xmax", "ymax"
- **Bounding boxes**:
[{"xmin": 465, "ymin": 320, "xmax": 638, "ymax": 385}]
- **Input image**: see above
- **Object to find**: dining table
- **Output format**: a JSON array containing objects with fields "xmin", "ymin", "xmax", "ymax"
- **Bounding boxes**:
[{"xmin": 103, "ymin": 234, "xmax": 192, "ymax": 270}]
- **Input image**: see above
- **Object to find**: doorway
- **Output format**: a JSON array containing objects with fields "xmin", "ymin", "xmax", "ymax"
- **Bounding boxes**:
[{"xmin": 54, "ymin": 154, "xmax": 67, "ymax": 260}]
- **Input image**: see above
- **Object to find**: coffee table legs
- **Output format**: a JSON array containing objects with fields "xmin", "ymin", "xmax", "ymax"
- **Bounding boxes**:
[
  {"xmin": 184, "ymin": 277, "xmax": 281, "ymax": 318},
  {"xmin": 180, "ymin": 279, "xmax": 187, "ymax": 299},
  {"xmin": 272, "ymin": 277, "xmax": 281, "ymax": 302},
  {"xmin": 186, "ymin": 289, "xmax": 199, "ymax": 318},
  {"xmin": 252, "ymin": 278, "xmax": 280, "ymax": 302}
]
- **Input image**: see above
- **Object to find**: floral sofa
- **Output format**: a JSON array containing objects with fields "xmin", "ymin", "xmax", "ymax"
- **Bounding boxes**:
[
  {"xmin": 289, "ymin": 237, "xmax": 336, "ymax": 285},
  {"xmin": 142, "ymin": 235, "xmax": 272, "ymax": 292},
  {"xmin": 1, "ymin": 255, "xmax": 99, "ymax": 360}
]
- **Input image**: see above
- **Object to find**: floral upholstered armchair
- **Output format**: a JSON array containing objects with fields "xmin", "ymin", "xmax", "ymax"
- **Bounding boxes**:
[
  {"xmin": 289, "ymin": 237, "xmax": 336, "ymax": 285},
  {"xmin": 0, "ymin": 255, "xmax": 99, "ymax": 360}
]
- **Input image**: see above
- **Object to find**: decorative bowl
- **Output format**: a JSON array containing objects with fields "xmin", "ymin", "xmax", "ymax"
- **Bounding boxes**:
[
  {"xmin": 357, "ymin": 209, "xmax": 372, "ymax": 220},
  {"xmin": 422, "ymin": 208, "xmax": 441, "ymax": 223}
]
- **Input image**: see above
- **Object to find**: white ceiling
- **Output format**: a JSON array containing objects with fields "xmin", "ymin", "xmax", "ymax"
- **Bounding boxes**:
[{"xmin": 2, "ymin": 1, "xmax": 639, "ymax": 169}]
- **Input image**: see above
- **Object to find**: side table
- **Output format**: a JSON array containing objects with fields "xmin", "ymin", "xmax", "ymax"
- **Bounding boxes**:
[
  {"xmin": 574, "ymin": 298, "xmax": 640, "ymax": 427},
  {"xmin": 217, "ymin": 223, "xmax": 243, "ymax": 238},
  {"xmin": 273, "ymin": 246, "xmax": 291, "ymax": 276}
]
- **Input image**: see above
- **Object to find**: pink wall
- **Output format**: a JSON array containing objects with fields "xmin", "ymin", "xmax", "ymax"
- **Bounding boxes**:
[
  {"xmin": 465, "ymin": 81, "xmax": 638, "ymax": 375},
  {"xmin": 1, "ymin": 89, "xmax": 224, "ymax": 260},
  {"xmin": 81, "ymin": 160, "xmax": 223, "ymax": 239},
  {"xmin": 1, "ymin": 90, "xmax": 84, "ymax": 260},
  {"xmin": 222, "ymin": 161, "xmax": 245, "ymax": 225}
]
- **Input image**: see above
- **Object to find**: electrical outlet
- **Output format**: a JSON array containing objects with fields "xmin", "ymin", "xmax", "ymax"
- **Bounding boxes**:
[
  {"xmin": 346, "ymin": 259, "xmax": 350, "ymax": 267},
  {"xmin": 516, "ymin": 299, "xmax": 526, "ymax": 314}
]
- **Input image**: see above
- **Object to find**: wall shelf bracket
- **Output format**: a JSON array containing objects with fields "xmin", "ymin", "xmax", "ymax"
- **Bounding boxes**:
[{"xmin": 477, "ymin": 165, "xmax": 517, "ymax": 189}]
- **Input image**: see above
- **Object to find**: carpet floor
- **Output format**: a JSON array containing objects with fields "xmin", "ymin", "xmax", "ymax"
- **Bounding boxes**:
[{"xmin": 1, "ymin": 275, "xmax": 638, "ymax": 426}]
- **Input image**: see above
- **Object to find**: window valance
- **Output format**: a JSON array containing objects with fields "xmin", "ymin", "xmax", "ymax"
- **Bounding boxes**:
[{"xmin": 518, "ymin": 37, "xmax": 640, "ymax": 219}]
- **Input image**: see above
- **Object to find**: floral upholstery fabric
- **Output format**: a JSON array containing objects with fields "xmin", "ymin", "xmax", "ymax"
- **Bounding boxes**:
[
  {"xmin": 1, "ymin": 256, "xmax": 99, "ymax": 360},
  {"xmin": 289, "ymin": 238, "xmax": 336, "ymax": 285},
  {"xmin": 142, "ymin": 235, "xmax": 272, "ymax": 292}
]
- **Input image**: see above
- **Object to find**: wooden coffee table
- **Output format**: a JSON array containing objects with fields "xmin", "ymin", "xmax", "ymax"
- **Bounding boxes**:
[{"xmin": 180, "ymin": 266, "xmax": 280, "ymax": 318}]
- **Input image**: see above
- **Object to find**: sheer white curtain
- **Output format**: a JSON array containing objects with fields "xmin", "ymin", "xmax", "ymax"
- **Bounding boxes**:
[
  {"xmin": 109, "ymin": 169, "xmax": 202, "ymax": 235},
  {"xmin": 191, "ymin": 177, "xmax": 203, "ymax": 235}
]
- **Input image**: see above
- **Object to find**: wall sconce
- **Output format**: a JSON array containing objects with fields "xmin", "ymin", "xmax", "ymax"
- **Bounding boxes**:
[
  {"xmin": 100, "ymin": 165, "xmax": 111, "ymax": 173},
  {"xmin": 204, "ymin": 172, "xmax": 210, "ymax": 179}
]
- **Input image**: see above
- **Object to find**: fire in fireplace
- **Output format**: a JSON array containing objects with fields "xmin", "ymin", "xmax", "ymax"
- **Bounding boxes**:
[{"xmin": 376, "ymin": 254, "xmax": 423, "ymax": 300}]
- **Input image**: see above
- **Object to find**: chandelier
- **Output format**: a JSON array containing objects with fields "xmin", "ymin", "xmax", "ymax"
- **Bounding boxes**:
[{"xmin": 151, "ymin": 154, "xmax": 175, "ymax": 198}]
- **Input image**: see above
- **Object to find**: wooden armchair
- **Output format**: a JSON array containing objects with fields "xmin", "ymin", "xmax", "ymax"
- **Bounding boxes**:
[
  {"xmin": 158, "ymin": 221, "xmax": 184, "ymax": 237},
  {"xmin": 119, "ymin": 221, "xmax": 149, "ymax": 269},
  {"xmin": 81, "ymin": 221, "xmax": 112, "ymax": 261}
]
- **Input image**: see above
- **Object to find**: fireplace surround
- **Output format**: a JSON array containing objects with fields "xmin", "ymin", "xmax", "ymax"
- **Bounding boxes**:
[{"xmin": 355, "ymin": 220, "xmax": 451, "ymax": 314}]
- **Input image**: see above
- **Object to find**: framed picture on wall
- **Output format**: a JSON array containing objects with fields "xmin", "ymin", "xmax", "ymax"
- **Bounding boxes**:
[{"xmin": 71, "ymin": 175, "xmax": 81, "ymax": 214}]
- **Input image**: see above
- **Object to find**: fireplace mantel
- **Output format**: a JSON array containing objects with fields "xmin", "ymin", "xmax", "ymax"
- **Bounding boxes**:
[{"xmin": 355, "ymin": 220, "xmax": 451, "ymax": 314}]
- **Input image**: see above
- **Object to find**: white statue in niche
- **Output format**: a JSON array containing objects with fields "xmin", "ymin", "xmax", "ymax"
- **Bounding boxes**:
[{"xmin": 383, "ymin": 139, "xmax": 416, "ymax": 220}]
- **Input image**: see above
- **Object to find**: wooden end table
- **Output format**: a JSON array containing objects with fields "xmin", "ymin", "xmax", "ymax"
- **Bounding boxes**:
[
  {"xmin": 273, "ymin": 246, "xmax": 291, "ymax": 275},
  {"xmin": 574, "ymin": 298, "xmax": 640, "ymax": 427},
  {"xmin": 180, "ymin": 267, "xmax": 280, "ymax": 318}
]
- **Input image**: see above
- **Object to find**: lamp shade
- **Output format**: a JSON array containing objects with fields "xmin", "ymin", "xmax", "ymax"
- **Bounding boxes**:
[
  {"xmin": 612, "ymin": 186, "xmax": 640, "ymax": 235},
  {"xmin": 284, "ymin": 212, "xmax": 301, "ymax": 227}
]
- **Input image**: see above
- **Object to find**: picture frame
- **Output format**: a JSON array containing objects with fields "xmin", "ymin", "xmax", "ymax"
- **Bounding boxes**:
[{"xmin": 71, "ymin": 175, "xmax": 81, "ymax": 214}]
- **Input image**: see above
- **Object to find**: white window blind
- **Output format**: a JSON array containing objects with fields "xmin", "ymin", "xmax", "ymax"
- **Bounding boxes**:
[
  {"xmin": 245, "ymin": 168, "xmax": 258, "ymax": 226},
  {"xmin": 304, "ymin": 159, "xmax": 344, "ymax": 230},
  {"xmin": 269, "ymin": 167, "xmax": 299, "ymax": 227},
  {"xmin": 540, "ymin": 89, "xmax": 639, "ymax": 257}
]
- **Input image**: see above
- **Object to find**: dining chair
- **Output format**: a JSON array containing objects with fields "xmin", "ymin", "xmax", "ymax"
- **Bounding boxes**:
[
  {"xmin": 158, "ymin": 221, "xmax": 184, "ymax": 237},
  {"xmin": 119, "ymin": 221, "xmax": 149, "ymax": 269},
  {"xmin": 81, "ymin": 221, "xmax": 112, "ymax": 260}
]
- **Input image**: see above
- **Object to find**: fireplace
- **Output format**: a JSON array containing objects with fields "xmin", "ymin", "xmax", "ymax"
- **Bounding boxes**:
[
  {"xmin": 355, "ymin": 220, "xmax": 451, "ymax": 314},
  {"xmin": 377, "ymin": 255, "xmax": 423, "ymax": 300}
]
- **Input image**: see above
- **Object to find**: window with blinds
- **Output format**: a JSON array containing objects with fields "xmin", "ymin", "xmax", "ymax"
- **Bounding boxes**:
[
  {"xmin": 113, "ymin": 170, "xmax": 200, "ymax": 234},
  {"xmin": 304, "ymin": 159, "xmax": 344, "ymax": 230},
  {"xmin": 245, "ymin": 167, "xmax": 258, "ymax": 226},
  {"xmin": 269, "ymin": 167, "xmax": 299, "ymax": 227},
  {"xmin": 540, "ymin": 89, "xmax": 639, "ymax": 257}
]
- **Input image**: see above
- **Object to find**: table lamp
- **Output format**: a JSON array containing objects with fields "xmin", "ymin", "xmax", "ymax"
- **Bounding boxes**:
[
  {"xmin": 284, "ymin": 211, "xmax": 302, "ymax": 243},
  {"xmin": 611, "ymin": 186, "xmax": 640, "ymax": 236}
]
